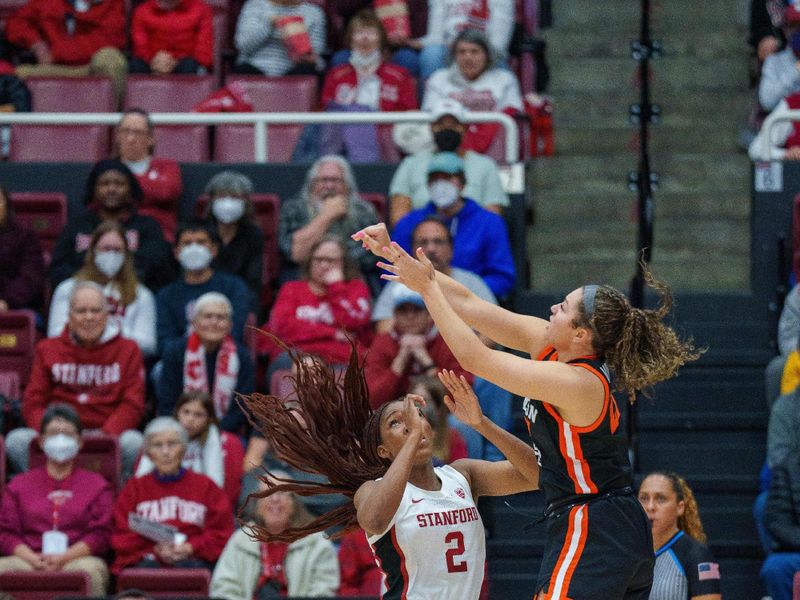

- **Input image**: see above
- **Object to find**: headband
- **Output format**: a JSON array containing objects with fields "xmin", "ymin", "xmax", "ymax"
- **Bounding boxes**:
[{"xmin": 583, "ymin": 285, "xmax": 599, "ymax": 318}]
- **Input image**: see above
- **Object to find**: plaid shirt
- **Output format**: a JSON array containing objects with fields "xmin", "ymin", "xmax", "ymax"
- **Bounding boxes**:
[{"xmin": 278, "ymin": 196, "xmax": 379, "ymax": 275}]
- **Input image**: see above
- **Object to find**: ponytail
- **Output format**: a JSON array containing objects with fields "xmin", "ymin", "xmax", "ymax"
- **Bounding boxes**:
[{"xmin": 576, "ymin": 266, "xmax": 703, "ymax": 400}]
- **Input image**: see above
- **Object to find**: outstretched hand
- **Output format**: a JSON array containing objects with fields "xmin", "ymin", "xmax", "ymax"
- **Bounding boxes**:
[
  {"xmin": 352, "ymin": 223, "xmax": 393, "ymax": 261},
  {"xmin": 376, "ymin": 242, "xmax": 436, "ymax": 294},
  {"xmin": 403, "ymin": 393, "xmax": 428, "ymax": 446},
  {"xmin": 439, "ymin": 370, "xmax": 483, "ymax": 428}
]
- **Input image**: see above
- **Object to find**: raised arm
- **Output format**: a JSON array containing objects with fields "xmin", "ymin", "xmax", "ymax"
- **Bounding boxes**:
[
  {"xmin": 439, "ymin": 370, "xmax": 538, "ymax": 498},
  {"xmin": 352, "ymin": 223, "xmax": 549, "ymax": 355},
  {"xmin": 353, "ymin": 395, "xmax": 425, "ymax": 537}
]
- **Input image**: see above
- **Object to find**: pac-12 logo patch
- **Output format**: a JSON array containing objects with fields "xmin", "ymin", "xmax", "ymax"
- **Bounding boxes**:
[{"xmin": 454, "ymin": 488, "xmax": 465, "ymax": 499}]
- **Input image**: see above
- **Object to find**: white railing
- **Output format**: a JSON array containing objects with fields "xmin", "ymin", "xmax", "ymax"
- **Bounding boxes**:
[{"xmin": 0, "ymin": 110, "xmax": 520, "ymax": 164}]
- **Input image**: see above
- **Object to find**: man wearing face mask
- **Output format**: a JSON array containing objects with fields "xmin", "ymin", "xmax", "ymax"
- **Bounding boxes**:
[
  {"xmin": 155, "ymin": 220, "xmax": 250, "ymax": 353},
  {"xmin": 7, "ymin": 282, "xmax": 145, "ymax": 479},
  {"xmin": 0, "ymin": 404, "xmax": 113, "ymax": 596},
  {"xmin": 391, "ymin": 151, "xmax": 516, "ymax": 299},
  {"xmin": 760, "ymin": 4, "xmax": 800, "ymax": 111},
  {"xmin": 389, "ymin": 98, "xmax": 508, "ymax": 226},
  {"xmin": 202, "ymin": 170, "xmax": 264, "ymax": 315}
]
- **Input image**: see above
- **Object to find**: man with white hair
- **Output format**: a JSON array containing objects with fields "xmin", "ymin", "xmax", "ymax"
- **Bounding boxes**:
[
  {"xmin": 156, "ymin": 292, "xmax": 254, "ymax": 433},
  {"xmin": 278, "ymin": 154, "xmax": 379, "ymax": 290},
  {"xmin": 7, "ymin": 281, "xmax": 145, "ymax": 477}
]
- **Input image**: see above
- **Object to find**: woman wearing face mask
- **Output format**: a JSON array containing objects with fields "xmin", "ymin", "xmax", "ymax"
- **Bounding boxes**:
[
  {"xmin": 0, "ymin": 404, "xmax": 114, "ymax": 597},
  {"xmin": 202, "ymin": 170, "xmax": 264, "ymax": 315},
  {"xmin": 136, "ymin": 390, "xmax": 245, "ymax": 508},
  {"xmin": 49, "ymin": 158, "xmax": 174, "ymax": 292},
  {"xmin": 316, "ymin": 9, "xmax": 417, "ymax": 162},
  {"xmin": 48, "ymin": 221, "xmax": 157, "ymax": 357},
  {"xmin": 210, "ymin": 473, "xmax": 340, "ymax": 599},
  {"xmin": 638, "ymin": 472, "xmax": 721, "ymax": 600}
]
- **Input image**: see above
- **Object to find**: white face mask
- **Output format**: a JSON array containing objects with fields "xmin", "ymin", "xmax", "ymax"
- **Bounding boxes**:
[
  {"xmin": 179, "ymin": 243, "xmax": 213, "ymax": 272},
  {"xmin": 211, "ymin": 196, "xmax": 245, "ymax": 224},
  {"xmin": 349, "ymin": 49, "xmax": 381, "ymax": 72},
  {"xmin": 94, "ymin": 250, "xmax": 125, "ymax": 278},
  {"xmin": 43, "ymin": 433, "xmax": 79, "ymax": 463},
  {"xmin": 428, "ymin": 180, "xmax": 460, "ymax": 208}
]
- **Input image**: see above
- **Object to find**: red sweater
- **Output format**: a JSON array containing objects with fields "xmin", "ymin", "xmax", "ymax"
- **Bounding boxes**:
[
  {"xmin": 364, "ymin": 331, "xmax": 472, "ymax": 409},
  {"xmin": 6, "ymin": 0, "xmax": 125, "ymax": 65},
  {"xmin": 337, "ymin": 528, "xmax": 382, "ymax": 596},
  {"xmin": 264, "ymin": 279, "xmax": 373, "ymax": 364},
  {"xmin": 23, "ymin": 328, "xmax": 145, "ymax": 434},
  {"xmin": 132, "ymin": 158, "xmax": 183, "ymax": 243},
  {"xmin": 321, "ymin": 62, "xmax": 418, "ymax": 111},
  {"xmin": 111, "ymin": 469, "xmax": 233, "ymax": 573},
  {"xmin": 131, "ymin": 0, "xmax": 214, "ymax": 68}
]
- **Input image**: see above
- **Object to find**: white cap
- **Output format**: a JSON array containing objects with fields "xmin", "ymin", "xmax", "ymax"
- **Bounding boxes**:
[{"xmin": 430, "ymin": 98, "xmax": 466, "ymax": 123}]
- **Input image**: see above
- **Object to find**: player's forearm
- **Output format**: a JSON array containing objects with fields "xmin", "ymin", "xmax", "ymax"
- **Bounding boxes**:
[{"xmin": 473, "ymin": 416, "xmax": 539, "ymax": 487}]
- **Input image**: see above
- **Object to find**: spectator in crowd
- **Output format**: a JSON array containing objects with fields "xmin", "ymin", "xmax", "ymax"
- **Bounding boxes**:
[
  {"xmin": 7, "ymin": 282, "xmax": 145, "ymax": 478},
  {"xmin": 762, "ymin": 283, "xmax": 800, "ymax": 412},
  {"xmin": 761, "ymin": 442, "xmax": 800, "ymax": 600},
  {"xmin": 372, "ymin": 215, "xmax": 495, "ymax": 332},
  {"xmin": 201, "ymin": 170, "xmax": 264, "ymax": 314},
  {"xmin": 156, "ymin": 292, "xmax": 254, "ymax": 434},
  {"xmin": 137, "ymin": 390, "xmax": 244, "ymax": 510},
  {"xmin": 155, "ymin": 220, "xmax": 250, "ymax": 352},
  {"xmin": 262, "ymin": 235, "xmax": 372, "ymax": 376},
  {"xmin": 337, "ymin": 527, "xmax": 382, "ymax": 597},
  {"xmin": 325, "ymin": 0, "xmax": 427, "ymax": 76},
  {"xmin": 233, "ymin": 0, "xmax": 326, "ymax": 77},
  {"xmin": 751, "ymin": 0, "xmax": 785, "ymax": 65},
  {"xmin": 747, "ymin": 92, "xmax": 800, "ymax": 161},
  {"xmin": 389, "ymin": 98, "xmax": 509, "ymax": 224},
  {"xmin": 422, "ymin": 28, "xmax": 523, "ymax": 154},
  {"xmin": 364, "ymin": 283, "xmax": 471, "ymax": 408},
  {"xmin": 760, "ymin": 4, "xmax": 800, "ymax": 111},
  {"xmin": 129, "ymin": 0, "xmax": 213, "ymax": 75},
  {"xmin": 6, "ymin": 0, "xmax": 127, "ymax": 104},
  {"xmin": 278, "ymin": 155, "xmax": 379, "ymax": 292},
  {"xmin": 314, "ymin": 9, "xmax": 417, "ymax": 162},
  {"xmin": 409, "ymin": 375, "xmax": 468, "ymax": 464},
  {"xmin": 0, "ymin": 70, "xmax": 32, "ymax": 113},
  {"xmin": 115, "ymin": 109, "xmax": 183, "ymax": 243},
  {"xmin": 0, "ymin": 404, "xmax": 113, "ymax": 597},
  {"xmin": 210, "ymin": 473, "xmax": 340, "ymax": 599},
  {"xmin": 0, "ymin": 183, "xmax": 45, "ymax": 312},
  {"xmin": 781, "ymin": 338, "xmax": 800, "ymax": 395},
  {"xmin": 111, "ymin": 417, "xmax": 233, "ymax": 573},
  {"xmin": 391, "ymin": 151, "xmax": 516, "ymax": 298},
  {"xmin": 48, "ymin": 221, "xmax": 157, "ymax": 358},
  {"xmin": 638, "ymin": 472, "xmax": 721, "ymax": 600},
  {"xmin": 415, "ymin": 0, "xmax": 514, "ymax": 82},
  {"xmin": 50, "ymin": 159, "xmax": 173, "ymax": 292}
]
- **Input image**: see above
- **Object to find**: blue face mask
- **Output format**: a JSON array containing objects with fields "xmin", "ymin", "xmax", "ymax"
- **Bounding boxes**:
[{"xmin": 790, "ymin": 31, "xmax": 800, "ymax": 56}]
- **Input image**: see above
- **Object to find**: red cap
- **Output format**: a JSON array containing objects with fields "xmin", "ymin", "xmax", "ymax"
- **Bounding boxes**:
[{"xmin": 786, "ymin": 4, "xmax": 800, "ymax": 23}]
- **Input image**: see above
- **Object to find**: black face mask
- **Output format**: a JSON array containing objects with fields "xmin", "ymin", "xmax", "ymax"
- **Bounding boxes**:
[{"xmin": 433, "ymin": 129, "xmax": 462, "ymax": 152}]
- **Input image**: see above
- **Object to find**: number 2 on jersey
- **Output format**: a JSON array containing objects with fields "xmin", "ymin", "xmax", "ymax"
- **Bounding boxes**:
[{"xmin": 444, "ymin": 531, "xmax": 467, "ymax": 573}]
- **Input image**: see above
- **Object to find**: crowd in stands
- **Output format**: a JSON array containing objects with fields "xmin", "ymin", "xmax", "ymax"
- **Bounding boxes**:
[{"xmin": 0, "ymin": 0, "xmax": 735, "ymax": 597}]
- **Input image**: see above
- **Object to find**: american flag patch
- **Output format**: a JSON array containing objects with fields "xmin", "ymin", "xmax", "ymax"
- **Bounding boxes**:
[{"xmin": 697, "ymin": 562, "xmax": 720, "ymax": 580}]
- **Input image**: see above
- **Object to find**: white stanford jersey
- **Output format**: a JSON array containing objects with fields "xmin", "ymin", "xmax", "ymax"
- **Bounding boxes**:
[{"xmin": 367, "ymin": 465, "xmax": 486, "ymax": 600}]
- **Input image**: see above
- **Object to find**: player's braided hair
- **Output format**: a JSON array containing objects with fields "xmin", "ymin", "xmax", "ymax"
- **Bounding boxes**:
[
  {"xmin": 647, "ymin": 471, "xmax": 707, "ymax": 544},
  {"xmin": 573, "ymin": 264, "xmax": 703, "ymax": 401},
  {"xmin": 240, "ymin": 339, "xmax": 390, "ymax": 543}
]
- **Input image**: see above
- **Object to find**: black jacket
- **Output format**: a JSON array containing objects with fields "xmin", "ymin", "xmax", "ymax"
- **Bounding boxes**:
[
  {"xmin": 766, "ymin": 457, "xmax": 800, "ymax": 551},
  {"xmin": 0, "ymin": 74, "xmax": 31, "ymax": 112}
]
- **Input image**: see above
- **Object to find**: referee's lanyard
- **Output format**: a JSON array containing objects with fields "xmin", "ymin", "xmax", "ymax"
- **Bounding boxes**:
[{"xmin": 43, "ymin": 486, "xmax": 71, "ymax": 554}]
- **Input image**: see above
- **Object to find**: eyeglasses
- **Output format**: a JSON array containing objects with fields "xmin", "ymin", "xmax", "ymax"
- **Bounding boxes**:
[
  {"xmin": 70, "ymin": 306, "xmax": 105, "ymax": 316},
  {"xmin": 312, "ymin": 177, "xmax": 345, "ymax": 185}
]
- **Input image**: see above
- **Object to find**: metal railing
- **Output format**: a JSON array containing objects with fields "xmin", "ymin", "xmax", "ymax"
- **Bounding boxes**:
[{"xmin": 0, "ymin": 110, "xmax": 520, "ymax": 164}]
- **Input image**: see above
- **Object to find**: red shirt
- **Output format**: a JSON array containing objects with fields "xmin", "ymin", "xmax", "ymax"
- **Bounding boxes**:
[
  {"xmin": 6, "ymin": 0, "xmax": 125, "ymax": 65},
  {"xmin": 321, "ymin": 62, "xmax": 418, "ymax": 111},
  {"xmin": 131, "ymin": 0, "xmax": 214, "ymax": 68},
  {"xmin": 338, "ymin": 528, "xmax": 382, "ymax": 596},
  {"xmin": 132, "ymin": 158, "xmax": 183, "ymax": 243}
]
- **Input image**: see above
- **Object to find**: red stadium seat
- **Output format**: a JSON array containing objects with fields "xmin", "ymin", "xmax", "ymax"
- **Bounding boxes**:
[
  {"xmin": 9, "ymin": 191, "xmax": 67, "ymax": 265},
  {"xmin": 794, "ymin": 570, "xmax": 800, "ymax": 600},
  {"xmin": 0, "ymin": 571, "xmax": 91, "ymax": 599},
  {"xmin": 9, "ymin": 77, "xmax": 114, "ymax": 162},
  {"xmin": 359, "ymin": 192, "xmax": 388, "ymax": 221},
  {"xmin": 29, "ymin": 433, "xmax": 121, "ymax": 491},
  {"xmin": 116, "ymin": 568, "xmax": 211, "ymax": 597},
  {"xmin": 204, "ymin": 0, "xmax": 229, "ymax": 85},
  {"xmin": 0, "ymin": 435, "xmax": 4, "ymax": 496},
  {"xmin": 214, "ymin": 75, "xmax": 318, "ymax": 162},
  {"xmin": 124, "ymin": 75, "xmax": 216, "ymax": 162},
  {"xmin": 0, "ymin": 309, "xmax": 36, "ymax": 390},
  {"xmin": 194, "ymin": 193, "xmax": 281, "ymax": 290}
]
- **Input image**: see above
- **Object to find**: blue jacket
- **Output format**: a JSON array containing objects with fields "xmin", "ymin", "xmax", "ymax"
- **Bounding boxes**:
[{"xmin": 391, "ymin": 198, "xmax": 516, "ymax": 298}]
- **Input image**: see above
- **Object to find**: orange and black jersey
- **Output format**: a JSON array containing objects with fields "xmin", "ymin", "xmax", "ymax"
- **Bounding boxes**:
[{"xmin": 521, "ymin": 345, "xmax": 632, "ymax": 507}]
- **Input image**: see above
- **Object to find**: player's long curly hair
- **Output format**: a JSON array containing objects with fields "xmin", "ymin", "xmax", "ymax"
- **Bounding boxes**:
[
  {"xmin": 573, "ymin": 264, "xmax": 704, "ymax": 401},
  {"xmin": 645, "ymin": 471, "xmax": 707, "ymax": 543},
  {"xmin": 239, "ymin": 338, "xmax": 393, "ymax": 543}
]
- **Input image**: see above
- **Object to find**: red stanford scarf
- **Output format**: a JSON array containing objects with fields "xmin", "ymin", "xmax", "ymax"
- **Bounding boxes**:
[{"xmin": 183, "ymin": 332, "xmax": 239, "ymax": 420}]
